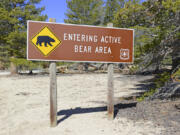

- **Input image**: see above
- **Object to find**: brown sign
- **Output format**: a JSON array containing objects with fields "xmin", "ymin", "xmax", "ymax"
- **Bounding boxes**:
[{"xmin": 27, "ymin": 21, "xmax": 134, "ymax": 63}]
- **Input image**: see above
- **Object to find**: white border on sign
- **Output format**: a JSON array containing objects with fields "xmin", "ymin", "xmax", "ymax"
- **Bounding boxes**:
[
  {"xmin": 27, "ymin": 20, "xmax": 134, "ymax": 64},
  {"xmin": 27, "ymin": 21, "xmax": 29, "ymax": 60},
  {"xmin": 133, "ymin": 29, "xmax": 135, "ymax": 64}
]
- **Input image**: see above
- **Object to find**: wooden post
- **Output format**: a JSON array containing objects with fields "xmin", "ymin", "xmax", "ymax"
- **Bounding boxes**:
[
  {"xmin": 107, "ymin": 23, "xmax": 114, "ymax": 120},
  {"xmin": 49, "ymin": 18, "xmax": 57, "ymax": 127},
  {"xmin": 50, "ymin": 62, "xmax": 57, "ymax": 127}
]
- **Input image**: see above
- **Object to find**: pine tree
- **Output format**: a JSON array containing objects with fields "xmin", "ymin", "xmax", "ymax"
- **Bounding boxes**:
[
  {"xmin": 113, "ymin": 0, "xmax": 144, "ymax": 28},
  {"xmin": 114, "ymin": 0, "xmax": 180, "ymax": 72},
  {"xmin": 142, "ymin": 0, "xmax": 180, "ymax": 71},
  {"xmin": 104, "ymin": 0, "xmax": 125, "ymax": 25},
  {"xmin": 64, "ymin": 0, "xmax": 104, "ymax": 25},
  {"xmin": 0, "ymin": 0, "xmax": 47, "ymax": 65}
]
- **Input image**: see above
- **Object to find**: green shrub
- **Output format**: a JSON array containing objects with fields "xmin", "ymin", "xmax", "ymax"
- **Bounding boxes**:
[
  {"xmin": 137, "ymin": 88, "xmax": 157, "ymax": 102},
  {"xmin": 155, "ymin": 72, "xmax": 171, "ymax": 88},
  {"xmin": 10, "ymin": 58, "xmax": 74, "ymax": 71},
  {"xmin": 137, "ymin": 71, "xmax": 171, "ymax": 102},
  {"xmin": 129, "ymin": 65, "xmax": 139, "ymax": 74},
  {"xmin": 56, "ymin": 62, "xmax": 73, "ymax": 66},
  {"xmin": 171, "ymin": 67, "xmax": 180, "ymax": 82},
  {"xmin": 10, "ymin": 58, "xmax": 40, "ymax": 70}
]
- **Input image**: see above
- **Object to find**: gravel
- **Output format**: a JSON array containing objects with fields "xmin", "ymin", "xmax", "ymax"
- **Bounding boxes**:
[{"xmin": 116, "ymin": 99, "xmax": 180, "ymax": 135}]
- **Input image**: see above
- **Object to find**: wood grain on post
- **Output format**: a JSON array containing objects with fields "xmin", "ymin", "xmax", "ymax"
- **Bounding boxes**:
[
  {"xmin": 107, "ymin": 23, "xmax": 114, "ymax": 120},
  {"xmin": 49, "ymin": 18, "xmax": 57, "ymax": 127}
]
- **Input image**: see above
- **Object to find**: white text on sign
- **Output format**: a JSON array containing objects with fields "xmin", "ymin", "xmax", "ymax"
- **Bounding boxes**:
[
  {"xmin": 74, "ymin": 45, "xmax": 112, "ymax": 54},
  {"xmin": 64, "ymin": 33, "xmax": 121, "ymax": 44}
]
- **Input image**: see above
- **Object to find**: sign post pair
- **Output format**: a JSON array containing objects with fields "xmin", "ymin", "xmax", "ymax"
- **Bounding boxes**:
[{"xmin": 27, "ymin": 20, "xmax": 134, "ymax": 126}]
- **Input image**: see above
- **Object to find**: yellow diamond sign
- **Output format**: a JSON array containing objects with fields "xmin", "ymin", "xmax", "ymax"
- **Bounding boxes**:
[{"xmin": 31, "ymin": 26, "xmax": 61, "ymax": 56}]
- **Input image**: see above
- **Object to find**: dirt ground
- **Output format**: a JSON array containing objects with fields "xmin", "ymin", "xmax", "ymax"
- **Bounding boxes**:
[
  {"xmin": 0, "ymin": 73, "xmax": 167, "ymax": 135},
  {"xmin": 118, "ymin": 99, "xmax": 180, "ymax": 135}
]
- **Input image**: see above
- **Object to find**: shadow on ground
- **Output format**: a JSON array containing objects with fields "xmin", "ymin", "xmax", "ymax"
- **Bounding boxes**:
[
  {"xmin": 132, "ymin": 77, "xmax": 156, "ymax": 91},
  {"xmin": 57, "ymin": 102, "xmax": 137, "ymax": 124}
]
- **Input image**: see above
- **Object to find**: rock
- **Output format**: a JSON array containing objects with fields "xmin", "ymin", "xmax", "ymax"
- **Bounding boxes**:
[
  {"xmin": 148, "ymin": 82, "xmax": 180, "ymax": 100},
  {"xmin": 175, "ymin": 104, "xmax": 180, "ymax": 110},
  {"xmin": 57, "ymin": 65, "xmax": 68, "ymax": 73}
]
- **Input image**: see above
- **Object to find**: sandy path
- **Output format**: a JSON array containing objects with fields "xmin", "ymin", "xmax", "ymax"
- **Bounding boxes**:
[{"xmin": 0, "ymin": 74, "xmax": 163, "ymax": 135}]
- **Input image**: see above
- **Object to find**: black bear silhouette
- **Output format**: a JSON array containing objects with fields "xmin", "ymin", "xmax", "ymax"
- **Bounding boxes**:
[{"xmin": 36, "ymin": 36, "xmax": 55, "ymax": 47}]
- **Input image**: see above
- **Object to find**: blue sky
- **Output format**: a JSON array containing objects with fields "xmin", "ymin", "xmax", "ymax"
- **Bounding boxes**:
[
  {"xmin": 37, "ymin": 0, "xmax": 146, "ymax": 23},
  {"xmin": 37, "ymin": 0, "xmax": 67, "ymax": 23}
]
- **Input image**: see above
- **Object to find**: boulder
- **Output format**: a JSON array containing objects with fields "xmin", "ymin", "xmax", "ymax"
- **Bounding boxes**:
[{"xmin": 148, "ymin": 82, "xmax": 180, "ymax": 100}]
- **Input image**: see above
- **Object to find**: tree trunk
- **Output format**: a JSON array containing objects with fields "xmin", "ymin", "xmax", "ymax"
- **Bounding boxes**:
[
  {"xmin": 0, "ymin": 61, "xmax": 3, "ymax": 70},
  {"xmin": 83, "ymin": 62, "xmax": 89, "ymax": 72},
  {"xmin": 172, "ymin": 39, "xmax": 180, "ymax": 70},
  {"xmin": 10, "ymin": 60, "xmax": 17, "ymax": 75}
]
